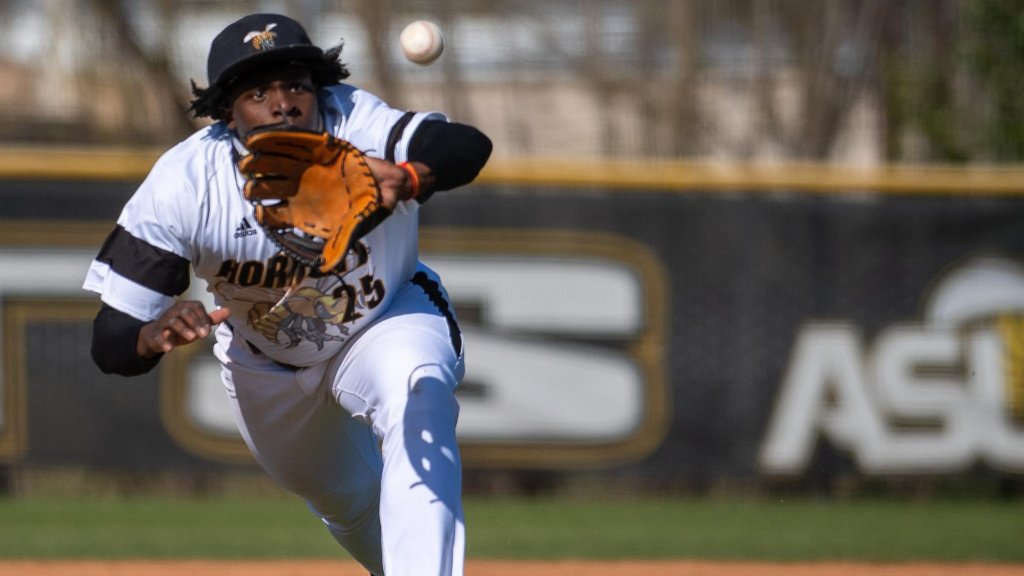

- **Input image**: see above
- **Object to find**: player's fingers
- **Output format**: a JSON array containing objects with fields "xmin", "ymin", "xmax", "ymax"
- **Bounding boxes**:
[
  {"xmin": 164, "ymin": 314, "xmax": 199, "ymax": 341},
  {"xmin": 148, "ymin": 327, "xmax": 174, "ymax": 354},
  {"xmin": 175, "ymin": 305, "xmax": 231, "ymax": 339},
  {"xmin": 160, "ymin": 303, "xmax": 200, "ymax": 336},
  {"xmin": 178, "ymin": 305, "xmax": 227, "ymax": 339},
  {"xmin": 208, "ymin": 307, "xmax": 231, "ymax": 325},
  {"xmin": 139, "ymin": 304, "xmax": 204, "ymax": 357}
]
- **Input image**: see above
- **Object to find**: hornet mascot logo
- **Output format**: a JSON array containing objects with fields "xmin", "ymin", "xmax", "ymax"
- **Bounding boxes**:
[{"xmin": 244, "ymin": 23, "xmax": 278, "ymax": 50}]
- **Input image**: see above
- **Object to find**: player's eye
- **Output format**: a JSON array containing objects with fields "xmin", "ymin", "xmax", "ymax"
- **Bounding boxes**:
[
  {"xmin": 241, "ymin": 87, "xmax": 268, "ymax": 103},
  {"xmin": 289, "ymin": 81, "xmax": 313, "ymax": 93}
]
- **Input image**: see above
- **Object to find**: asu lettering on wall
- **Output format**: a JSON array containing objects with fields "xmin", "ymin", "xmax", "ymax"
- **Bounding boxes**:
[{"xmin": 760, "ymin": 255, "xmax": 1024, "ymax": 475}]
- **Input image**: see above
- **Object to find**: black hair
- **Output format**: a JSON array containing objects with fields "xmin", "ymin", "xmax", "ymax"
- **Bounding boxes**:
[{"xmin": 187, "ymin": 42, "xmax": 350, "ymax": 121}]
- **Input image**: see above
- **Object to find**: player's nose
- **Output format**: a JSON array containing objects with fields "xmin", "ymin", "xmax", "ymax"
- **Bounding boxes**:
[{"xmin": 269, "ymin": 88, "xmax": 300, "ymax": 116}]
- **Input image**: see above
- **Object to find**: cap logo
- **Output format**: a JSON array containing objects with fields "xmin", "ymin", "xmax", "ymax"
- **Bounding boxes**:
[{"xmin": 243, "ymin": 23, "xmax": 278, "ymax": 50}]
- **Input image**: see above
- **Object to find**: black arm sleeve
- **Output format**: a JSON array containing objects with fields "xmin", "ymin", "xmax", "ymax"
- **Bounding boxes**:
[
  {"xmin": 92, "ymin": 303, "xmax": 163, "ymax": 376},
  {"xmin": 406, "ymin": 120, "xmax": 493, "ymax": 202}
]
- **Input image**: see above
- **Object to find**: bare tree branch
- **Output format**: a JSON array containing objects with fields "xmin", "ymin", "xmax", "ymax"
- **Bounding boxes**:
[{"xmin": 91, "ymin": 0, "xmax": 196, "ymax": 141}]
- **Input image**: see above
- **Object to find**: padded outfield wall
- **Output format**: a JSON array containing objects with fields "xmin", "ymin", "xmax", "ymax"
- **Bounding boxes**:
[{"xmin": 1, "ymin": 147, "xmax": 1023, "ymax": 490}]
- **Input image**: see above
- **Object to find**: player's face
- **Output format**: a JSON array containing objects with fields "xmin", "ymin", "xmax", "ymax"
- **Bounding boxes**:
[{"xmin": 226, "ymin": 66, "xmax": 320, "ymax": 137}]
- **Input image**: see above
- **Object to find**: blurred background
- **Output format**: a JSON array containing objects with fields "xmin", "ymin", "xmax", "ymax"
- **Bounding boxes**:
[
  {"xmin": 3, "ymin": 0, "xmax": 1023, "ymax": 162},
  {"xmin": 1, "ymin": 0, "xmax": 1024, "ymax": 506}
]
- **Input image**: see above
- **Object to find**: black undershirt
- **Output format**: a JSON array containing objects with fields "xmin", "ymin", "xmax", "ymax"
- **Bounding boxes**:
[
  {"xmin": 407, "ymin": 120, "xmax": 492, "ymax": 200},
  {"xmin": 92, "ymin": 303, "xmax": 162, "ymax": 376}
]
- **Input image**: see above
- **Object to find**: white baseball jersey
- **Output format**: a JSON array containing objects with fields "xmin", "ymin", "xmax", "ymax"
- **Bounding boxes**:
[{"xmin": 83, "ymin": 83, "xmax": 446, "ymax": 367}]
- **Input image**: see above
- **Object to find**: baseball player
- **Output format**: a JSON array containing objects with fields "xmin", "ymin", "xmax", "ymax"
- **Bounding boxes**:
[{"xmin": 83, "ymin": 13, "xmax": 491, "ymax": 576}]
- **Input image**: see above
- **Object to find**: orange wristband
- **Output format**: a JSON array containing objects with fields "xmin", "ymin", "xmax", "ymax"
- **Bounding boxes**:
[{"xmin": 397, "ymin": 162, "xmax": 420, "ymax": 199}]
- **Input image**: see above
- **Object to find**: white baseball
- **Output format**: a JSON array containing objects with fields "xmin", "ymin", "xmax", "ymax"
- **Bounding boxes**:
[{"xmin": 400, "ymin": 20, "xmax": 444, "ymax": 65}]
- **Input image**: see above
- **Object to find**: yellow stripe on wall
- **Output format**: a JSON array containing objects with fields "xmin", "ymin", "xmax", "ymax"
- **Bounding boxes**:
[
  {"xmin": 0, "ymin": 145, "xmax": 163, "ymax": 181},
  {"xmin": 479, "ymin": 157, "xmax": 1024, "ymax": 195},
  {"xmin": 2, "ymin": 146, "xmax": 1024, "ymax": 195}
]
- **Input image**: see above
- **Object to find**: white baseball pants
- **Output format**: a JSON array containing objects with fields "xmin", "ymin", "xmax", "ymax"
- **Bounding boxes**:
[{"xmin": 214, "ymin": 270, "xmax": 465, "ymax": 576}]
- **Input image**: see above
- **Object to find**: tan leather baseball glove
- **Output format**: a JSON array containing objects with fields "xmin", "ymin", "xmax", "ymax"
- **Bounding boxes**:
[{"xmin": 237, "ymin": 127, "xmax": 389, "ymax": 273}]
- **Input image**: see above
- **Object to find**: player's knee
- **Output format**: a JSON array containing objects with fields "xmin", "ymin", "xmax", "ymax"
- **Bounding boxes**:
[
  {"xmin": 378, "ymin": 364, "xmax": 459, "ymax": 432},
  {"xmin": 344, "ymin": 346, "xmax": 459, "ymax": 434},
  {"xmin": 361, "ymin": 328, "xmax": 460, "ymax": 390},
  {"xmin": 408, "ymin": 368, "xmax": 459, "ymax": 419}
]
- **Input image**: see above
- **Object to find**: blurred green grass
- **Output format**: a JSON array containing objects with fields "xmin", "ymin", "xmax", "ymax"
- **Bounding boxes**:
[{"xmin": 0, "ymin": 495, "xmax": 1022, "ymax": 562}]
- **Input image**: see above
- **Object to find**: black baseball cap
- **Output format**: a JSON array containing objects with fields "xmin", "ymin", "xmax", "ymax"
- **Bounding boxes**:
[{"xmin": 206, "ymin": 13, "xmax": 324, "ymax": 89}]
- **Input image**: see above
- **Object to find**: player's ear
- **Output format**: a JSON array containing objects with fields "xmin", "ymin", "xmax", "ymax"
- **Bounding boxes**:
[{"xmin": 223, "ymin": 108, "xmax": 236, "ymax": 129}]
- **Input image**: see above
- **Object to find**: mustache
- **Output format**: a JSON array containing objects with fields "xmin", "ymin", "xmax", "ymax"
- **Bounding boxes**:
[{"xmin": 243, "ymin": 118, "xmax": 307, "ymax": 138}]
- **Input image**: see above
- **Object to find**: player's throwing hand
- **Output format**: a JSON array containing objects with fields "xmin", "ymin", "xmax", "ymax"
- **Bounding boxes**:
[{"xmin": 137, "ymin": 302, "xmax": 230, "ymax": 357}]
